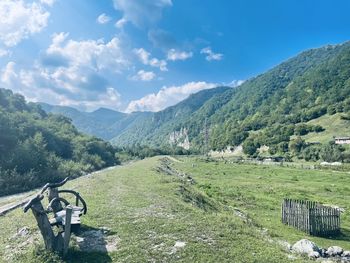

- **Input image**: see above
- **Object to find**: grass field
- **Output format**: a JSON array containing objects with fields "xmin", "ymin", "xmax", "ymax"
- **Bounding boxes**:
[{"xmin": 1, "ymin": 156, "xmax": 350, "ymax": 262}]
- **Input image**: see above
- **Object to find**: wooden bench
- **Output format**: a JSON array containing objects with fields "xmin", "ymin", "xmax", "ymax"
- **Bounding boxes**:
[{"xmin": 23, "ymin": 178, "xmax": 88, "ymax": 255}]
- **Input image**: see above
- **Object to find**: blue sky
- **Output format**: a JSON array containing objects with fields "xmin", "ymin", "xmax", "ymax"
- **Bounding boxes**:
[{"xmin": 1, "ymin": 0, "xmax": 350, "ymax": 112}]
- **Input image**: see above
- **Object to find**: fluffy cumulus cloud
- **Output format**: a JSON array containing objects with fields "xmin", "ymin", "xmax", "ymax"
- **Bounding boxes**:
[
  {"xmin": 97, "ymin": 13, "xmax": 112, "ymax": 24},
  {"xmin": 0, "ymin": 33, "xmax": 130, "ymax": 111},
  {"xmin": 134, "ymin": 48, "xmax": 167, "ymax": 71},
  {"xmin": 45, "ymin": 32, "xmax": 129, "ymax": 73},
  {"xmin": 126, "ymin": 81, "xmax": 217, "ymax": 112},
  {"xmin": 113, "ymin": 0, "xmax": 172, "ymax": 28},
  {"xmin": 0, "ymin": 0, "xmax": 50, "ymax": 47},
  {"xmin": 167, "ymin": 49, "xmax": 193, "ymax": 61},
  {"xmin": 131, "ymin": 70, "xmax": 156, "ymax": 81},
  {"xmin": 200, "ymin": 47, "xmax": 223, "ymax": 61}
]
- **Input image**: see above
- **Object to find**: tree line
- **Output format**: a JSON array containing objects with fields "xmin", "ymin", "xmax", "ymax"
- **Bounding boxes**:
[{"xmin": 0, "ymin": 89, "xmax": 119, "ymax": 196}]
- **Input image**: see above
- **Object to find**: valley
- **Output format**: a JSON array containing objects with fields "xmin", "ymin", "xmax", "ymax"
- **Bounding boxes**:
[
  {"xmin": 1, "ymin": 1, "xmax": 350, "ymax": 262},
  {"xmin": 1, "ymin": 156, "xmax": 350, "ymax": 262},
  {"xmin": 40, "ymin": 42, "xmax": 350, "ymax": 164}
]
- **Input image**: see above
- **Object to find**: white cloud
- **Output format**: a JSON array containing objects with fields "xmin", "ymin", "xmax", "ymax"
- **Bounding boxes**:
[
  {"xmin": 40, "ymin": 0, "xmax": 55, "ymax": 6},
  {"xmin": 0, "ymin": 0, "xmax": 50, "ymax": 47},
  {"xmin": 115, "ymin": 18, "xmax": 128, "ymax": 29},
  {"xmin": 113, "ymin": 0, "xmax": 172, "ymax": 28},
  {"xmin": 167, "ymin": 49, "xmax": 193, "ymax": 61},
  {"xmin": 46, "ymin": 32, "xmax": 128, "ymax": 73},
  {"xmin": 131, "ymin": 70, "xmax": 156, "ymax": 81},
  {"xmin": 1, "ymin": 62, "xmax": 124, "ymax": 111},
  {"xmin": 226, "ymin": 80, "xmax": 245, "ymax": 87},
  {"xmin": 0, "ymin": 34, "xmax": 129, "ymax": 111},
  {"xmin": 0, "ymin": 49, "xmax": 10, "ymax": 57},
  {"xmin": 97, "ymin": 13, "xmax": 112, "ymax": 24},
  {"xmin": 1, "ymin": 62, "xmax": 18, "ymax": 85},
  {"xmin": 56, "ymin": 87, "xmax": 123, "ymax": 111},
  {"xmin": 126, "ymin": 81, "xmax": 217, "ymax": 112},
  {"xmin": 200, "ymin": 47, "xmax": 223, "ymax": 61},
  {"xmin": 134, "ymin": 48, "xmax": 167, "ymax": 71}
]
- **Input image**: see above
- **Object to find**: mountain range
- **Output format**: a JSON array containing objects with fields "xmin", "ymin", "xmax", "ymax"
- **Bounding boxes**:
[
  {"xmin": 40, "ymin": 41, "xmax": 350, "ymax": 156},
  {"xmin": 39, "ymin": 86, "xmax": 231, "ymax": 145}
]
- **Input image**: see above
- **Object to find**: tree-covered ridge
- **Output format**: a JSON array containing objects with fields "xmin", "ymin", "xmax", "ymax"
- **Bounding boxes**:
[
  {"xmin": 112, "ymin": 86, "xmax": 231, "ymax": 147},
  {"xmin": 39, "ymin": 103, "xmax": 147, "ymax": 141},
  {"xmin": 0, "ymin": 89, "xmax": 119, "ymax": 196},
  {"xmin": 213, "ymin": 43, "xmax": 350, "ymax": 155},
  {"xmin": 112, "ymin": 41, "xmax": 350, "ymax": 160}
]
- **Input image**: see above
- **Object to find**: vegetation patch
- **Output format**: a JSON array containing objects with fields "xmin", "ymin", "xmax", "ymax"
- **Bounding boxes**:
[{"xmin": 178, "ymin": 184, "xmax": 219, "ymax": 212}]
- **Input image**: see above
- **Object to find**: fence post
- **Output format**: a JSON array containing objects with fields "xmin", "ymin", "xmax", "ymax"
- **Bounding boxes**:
[{"xmin": 63, "ymin": 205, "xmax": 73, "ymax": 256}]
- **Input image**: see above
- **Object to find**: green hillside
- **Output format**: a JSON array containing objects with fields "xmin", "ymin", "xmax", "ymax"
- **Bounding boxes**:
[
  {"xmin": 40, "ymin": 87, "xmax": 231, "ymax": 149},
  {"xmin": 111, "ymin": 86, "xmax": 232, "ymax": 147},
  {"xmin": 0, "ymin": 89, "xmax": 119, "ymax": 196},
  {"xmin": 113, "ymin": 41, "xmax": 350, "ymax": 161},
  {"xmin": 299, "ymin": 113, "xmax": 350, "ymax": 144},
  {"xmin": 39, "ymin": 41, "xmax": 350, "ymax": 162}
]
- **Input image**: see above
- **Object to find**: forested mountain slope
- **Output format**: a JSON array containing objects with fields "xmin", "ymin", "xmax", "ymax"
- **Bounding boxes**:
[
  {"xmin": 112, "ymin": 86, "xmax": 231, "ymax": 147},
  {"xmin": 114, "ymin": 41, "xmax": 350, "ymax": 160},
  {"xmin": 0, "ymin": 89, "xmax": 119, "ymax": 196},
  {"xmin": 40, "ymin": 87, "xmax": 232, "ymax": 148},
  {"xmin": 39, "ymin": 41, "xmax": 350, "ymax": 161},
  {"xmin": 39, "ymin": 103, "xmax": 150, "ymax": 141}
]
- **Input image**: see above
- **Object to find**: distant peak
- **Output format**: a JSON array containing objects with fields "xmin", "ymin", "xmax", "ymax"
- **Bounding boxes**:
[{"xmin": 93, "ymin": 107, "xmax": 118, "ymax": 113}]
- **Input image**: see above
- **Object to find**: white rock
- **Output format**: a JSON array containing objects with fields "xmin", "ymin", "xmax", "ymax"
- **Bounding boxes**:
[
  {"xmin": 342, "ymin": 251, "xmax": 350, "ymax": 257},
  {"xmin": 327, "ymin": 246, "xmax": 343, "ymax": 256},
  {"xmin": 75, "ymin": 237, "xmax": 84, "ymax": 242},
  {"xmin": 174, "ymin": 241, "xmax": 186, "ymax": 248},
  {"xmin": 292, "ymin": 239, "xmax": 320, "ymax": 255},
  {"xmin": 15, "ymin": 227, "xmax": 30, "ymax": 237},
  {"xmin": 169, "ymin": 241, "xmax": 186, "ymax": 255},
  {"xmin": 308, "ymin": 251, "xmax": 320, "ymax": 258}
]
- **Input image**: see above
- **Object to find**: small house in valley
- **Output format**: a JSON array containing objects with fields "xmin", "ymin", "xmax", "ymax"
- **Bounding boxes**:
[{"xmin": 334, "ymin": 137, "xmax": 350, "ymax": 145}]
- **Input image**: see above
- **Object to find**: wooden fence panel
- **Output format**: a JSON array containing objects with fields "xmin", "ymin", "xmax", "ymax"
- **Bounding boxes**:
[{"xmin": 281, "ymin": 199, "xmax": 340, "ymax": 236}]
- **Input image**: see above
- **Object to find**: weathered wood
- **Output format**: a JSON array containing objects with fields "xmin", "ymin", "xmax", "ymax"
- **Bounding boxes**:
[
  {"xmin": 63, "ymin": 205, "xmax": 72, "ymax": 256},
  {"xmin": 50, "ymin": 207, "xmax": 82, "ymax": 226},
  {"xmin": 23, "ymin": 177, "xmax": 87, "ymax": 256},
  {"xmin": 58, "ymin": 190, "xmax": 87, "ymax": 215},
  {"xmin": 48, "ymin": 187, "xmax": 63, "ymax": 213},
  {"xmin": 30, "ymin": 201, "xmax": 57, "ymax": 251},
  {"xmin": 282, "ymin": 199, "xmax": 340, "ymax": 236}
]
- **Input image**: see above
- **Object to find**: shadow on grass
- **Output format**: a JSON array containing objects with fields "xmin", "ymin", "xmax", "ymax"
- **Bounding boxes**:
[
  {"xmin": 325, "ymin": 228, "xmax": 350, "ymax": 242},
  {"xmin": 65, "ymin": 250, "xmax": 112, "ymax": 263},
  {"xmin": 65, "ymin": 224, "xmax": 117, "ymax": 263}
]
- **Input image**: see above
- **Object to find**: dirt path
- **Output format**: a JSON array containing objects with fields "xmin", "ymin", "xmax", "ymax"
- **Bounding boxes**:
[
  {"xmin": 0, "ymin": 164, "xmax": 126, "ymax": 216},
  {"xmin": 0, "ymin": 189, "xmax": 36, "ymax": 206}
]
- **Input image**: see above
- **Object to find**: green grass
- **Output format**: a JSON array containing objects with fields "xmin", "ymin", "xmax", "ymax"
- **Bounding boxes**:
[
  {"xmin": 2, "ymin": 156, "xmax": 350, "ymax": 262},
  {"xmin": 174, "ymin": 157, "xmax": 350, "ymax": 249},
  {"xmin": 298, "ymin": 113, "xmax": 350, "ymax": 143}
]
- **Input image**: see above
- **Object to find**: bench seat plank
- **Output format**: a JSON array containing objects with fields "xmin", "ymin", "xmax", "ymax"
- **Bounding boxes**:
[{"xmin": 49, "ymin": 206, "xmax": 83, "ymax": 226}]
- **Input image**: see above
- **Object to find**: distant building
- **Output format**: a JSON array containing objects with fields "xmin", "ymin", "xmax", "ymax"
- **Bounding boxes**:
[{"xmin": 334, "ymin": 137, "xmax": 350, "ymax": 144}]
